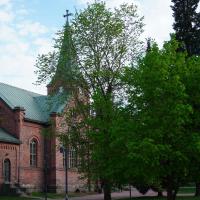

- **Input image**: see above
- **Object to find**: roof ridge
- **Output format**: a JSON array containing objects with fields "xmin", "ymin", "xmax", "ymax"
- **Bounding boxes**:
[{"xmin": 0, "ymin": 82, "xmax": 46, "ymax": 96}]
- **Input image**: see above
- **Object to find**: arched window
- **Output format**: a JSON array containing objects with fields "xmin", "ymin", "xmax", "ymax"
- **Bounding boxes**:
[
  {"xmin": 4, "ymin": 159, "xmax": 11, "ymax": 183},
  {"xmin": 30, "ymin": 139, "xmax": 37, "ymax": 167}
]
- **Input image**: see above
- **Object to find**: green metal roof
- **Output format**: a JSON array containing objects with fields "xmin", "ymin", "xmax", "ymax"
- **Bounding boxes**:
[
  {"xmin": 0, "ymin": 128, "xmax": 20, "ymax": 144},
  {"xmin": 0, "ymin": 83, "xmax": 67, "ymax": 123}
]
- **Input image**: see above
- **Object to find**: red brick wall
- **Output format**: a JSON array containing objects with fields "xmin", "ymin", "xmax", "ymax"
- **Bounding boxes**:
[
  {"xmin": 49, "ymin": 101, "xmax": 87, "ymax": 193},
  {"xmin": 0, "ymin": 97, "xmax": 86, "ymax": 193},
  {"xmin": 19, "ymin": 121, "xmax": 44, "ymax": 191},
  {"xmin": 56, "ymin": 168, "xmax": 86, "ymax": 193},
  {"xmin": 0, "ymin": 143, "xmax": 19, "ymax": 189}
]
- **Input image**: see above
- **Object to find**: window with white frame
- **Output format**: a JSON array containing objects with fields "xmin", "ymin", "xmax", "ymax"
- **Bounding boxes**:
[
  {"xmin": 30, "ymin": 139, "xmax": 37, "ymax": 167},
  {"xmin": 62, "ymin": 147, "xmax": 77, "ymax": 169},
  {"xmin": 68, "ymin": 148, "xmax": 77, "ymax": 168}
]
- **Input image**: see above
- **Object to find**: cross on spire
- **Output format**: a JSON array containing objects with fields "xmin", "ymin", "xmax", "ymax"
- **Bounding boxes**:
[{"xmin": 63, "ymin": 10, "xmax": 73, "ymax": 25}]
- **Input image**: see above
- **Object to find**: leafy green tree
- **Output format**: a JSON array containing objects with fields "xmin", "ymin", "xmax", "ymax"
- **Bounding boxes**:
[
  {"xmin": 184, "ymin": 56, "xmax": 200, "ymax": 196},
  {"xmin": 125, "ymin": 38, "xmax": 196, "ymax": 200},
  {"xmin": 35, "ymin": 2, "xmax": 144, "ymax": 200},
  {"xmin": 69, "ymin": 3, "xmax": 144, "ymax": 200},
  {"xmin": 171, "ymin": 0, "xmax": 200, "ymax": 56}
]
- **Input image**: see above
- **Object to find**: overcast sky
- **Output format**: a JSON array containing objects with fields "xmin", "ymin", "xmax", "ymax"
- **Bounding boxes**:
[{"xmin": 0, "ymin": 0, "xmax": 174, "ymax": 94}]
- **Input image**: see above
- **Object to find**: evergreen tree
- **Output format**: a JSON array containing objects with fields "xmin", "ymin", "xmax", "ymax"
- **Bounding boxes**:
[
  {"xmin": 171, "ymin": 0, "xmax": 200, "ymax": 56},
  {"xmin": 172, "ymin": 0, "xmax": 200, "ymax": 195},
  {"xmin": 146, "ymin": 38, "xmax": 152, "ymax": 52}
]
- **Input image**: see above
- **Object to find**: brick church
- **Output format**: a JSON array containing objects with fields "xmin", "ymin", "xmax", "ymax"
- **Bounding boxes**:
[
  {"xmin": 0, "ymin": 10, "xmax": 87, "ymax": 194},
  {"xmin": 0, "ymin": 82, "xmax": 85, "ymax": 194}
]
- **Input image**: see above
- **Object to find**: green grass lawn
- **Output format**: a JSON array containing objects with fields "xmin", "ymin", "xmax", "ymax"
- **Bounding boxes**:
[
  {"xmin": 0, "ymin": 195, "xmax": 199, "ymax": 200},
  {"xmin": 31, "ymin": 191, "xmax": 96, "ymax": 199},
  {"xmin": 121, "ymin": 197, "xmax": 199, "ymax": 200},
  {"xmin": 0, "ymin": 197, "xmax": 34, "ymax": 200},
  {"xmin": 178, "ymin": 187, "xmax": 195, "ymax": 194},
  {"xmin": 31, "ymin": 191, "xmax": 65, "ymax": 199}
]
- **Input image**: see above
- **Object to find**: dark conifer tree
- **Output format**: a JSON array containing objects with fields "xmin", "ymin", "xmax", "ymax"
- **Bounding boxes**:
[
  {"xmin": 171, "ymin": 1, "xmax": 200, "ymax": 196},
  {"xmin": 171, "ymin": 0, "xmax": 200, "ymax": 56},
  {"xmin": 146, "ymin": 38, "xmax": 152, "ymax": 52}
]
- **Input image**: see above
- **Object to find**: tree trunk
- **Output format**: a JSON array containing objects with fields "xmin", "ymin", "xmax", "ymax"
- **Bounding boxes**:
[
  {"xmin": 167, "ymin": 186, "xmax": 178, "ymax": 200},
  {"xmin": 103, "ymin": 181, "xmax": 111, "ymax": 200},
  {"xmin": 195, "ymin": 182, "xmax": 200, "ymax": 196},
  {"xmin": 157, "ymin": 191, "xmax": 163, "ymax": 197},
  {"xmin": 167, "ymin": 187, "xmax": 173, "ymax": 200},
  {"xmin": 173, "ymin": 188, "xmax": 178, "ymax": 200},
  {"xmin": 88, "ymin": 177, "xmax": 91, "ymax": 192}
]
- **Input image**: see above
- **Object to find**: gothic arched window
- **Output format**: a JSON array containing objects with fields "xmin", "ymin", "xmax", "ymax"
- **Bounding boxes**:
[
  {"xmin": 4, "ymin": 159, "xmax": 11, "ymax": 183},
  {"xmin": 30, "ymin": 139, "xmax": 37, "ymax": 167}
]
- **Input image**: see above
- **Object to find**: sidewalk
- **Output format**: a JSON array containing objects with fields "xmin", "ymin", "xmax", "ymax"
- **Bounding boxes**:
[
  {"xmin": 38, "ymin": 190, "xmax": 194, "ymax": 200},
  {"xmin": 32, "ymin": 188, "xmax": 196, "ymax": 200},
  {"xmin": 56, "ymin": 189, "xmax": 157, "ymax": 200}
]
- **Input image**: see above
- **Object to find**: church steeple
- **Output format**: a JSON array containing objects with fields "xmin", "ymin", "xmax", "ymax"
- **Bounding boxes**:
[
  {"xmin": 48, "ymin": 10, "xmax": 77, "ymax": 95},
  {"xmin": 56, "ymin": 9, "xmax": 73, "ymax": 76}
]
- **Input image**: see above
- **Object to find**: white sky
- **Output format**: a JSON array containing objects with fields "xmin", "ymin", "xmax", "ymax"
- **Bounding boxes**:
[{"xmin": 0, "ymin": 0, "xmax": 174, "ymax": 94}]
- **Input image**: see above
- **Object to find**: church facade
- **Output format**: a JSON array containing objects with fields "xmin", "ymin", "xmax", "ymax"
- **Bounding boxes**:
[{"xmin": 0, "ymin": 82, "xmax": 84, "ymax": 194}]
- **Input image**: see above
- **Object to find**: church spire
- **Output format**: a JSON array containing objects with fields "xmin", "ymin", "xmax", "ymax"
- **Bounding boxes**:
[
  {"xmin": 49, "ymin": 9, "xmax": 78, "ymax": 94},
  {"xmin": 61, "ymin": 9, "xmax": 73, "ymax": 70}
]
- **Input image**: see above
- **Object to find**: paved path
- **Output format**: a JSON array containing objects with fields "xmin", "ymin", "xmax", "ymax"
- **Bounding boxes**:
[
  {"xmin": 56, "ymin": 189, "xmax": 157, "ymax": 200},
  {"xmin": 35, "ymin": 190, "xmax": 194, "ymax": 200}
]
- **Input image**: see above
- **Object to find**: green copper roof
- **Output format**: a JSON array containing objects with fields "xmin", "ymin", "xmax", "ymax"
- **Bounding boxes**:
[
  {"xmin": 0, "ymin": 83, "xmax": 67, "ymax": 123},
  {"xmin": 0, "ymin": 128, "xmax": 20, "ymax": 144}
]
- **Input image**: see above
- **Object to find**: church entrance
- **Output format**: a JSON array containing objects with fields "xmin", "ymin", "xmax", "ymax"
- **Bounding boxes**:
[{"xmin": 4, "ymin": 159, "xmax": 11, "ymax": 183}]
